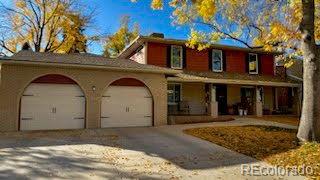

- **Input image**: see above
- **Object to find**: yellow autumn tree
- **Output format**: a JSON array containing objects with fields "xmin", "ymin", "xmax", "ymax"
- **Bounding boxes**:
[
  {"xmin": 103, "ymin": 16, "xmax": 139, "ymax": 58},
  {"xmin": 0, "ymin": 0, "xmax": 96, "ymax": 54},
  {"xmin": 145, "ymin": 0, "xmax": 320, "ymax": 142}
]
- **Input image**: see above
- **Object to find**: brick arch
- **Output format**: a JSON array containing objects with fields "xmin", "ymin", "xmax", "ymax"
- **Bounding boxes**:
[
  {"xmin": 101, "ymin": 76, "xmax": 155, "ymax": 100},
  {"xmin": 17, "ymin": 73, "xmax": 87, "ymax": 102}
]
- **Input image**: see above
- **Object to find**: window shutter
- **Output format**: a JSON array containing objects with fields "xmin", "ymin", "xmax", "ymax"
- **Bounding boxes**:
[
  {"xmin": 222, "ymin": 50, "xmax": 227, "ymax": 72},
  {"xmin": 182, "ymin": 46, "xmax": 187, "ymax": 68},
  {"xmin": 245, "ymin": 53, "xmax": 249, "ymax": 73},
  {"xmin": 167, "ymin": 46, "xmax": 171, "ymax": 68},
  {"xmin": 208, "ymin": 49, "xmax": 212, "ymax": 71},
  {"xmin": 258, "ymin": 54, "xmax": 262, "ymax": 74}
]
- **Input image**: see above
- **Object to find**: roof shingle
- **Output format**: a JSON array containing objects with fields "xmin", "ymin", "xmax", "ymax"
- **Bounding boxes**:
[{"xmin": 0, "ymin": 50, "xmax": 178, "ymax": 74}]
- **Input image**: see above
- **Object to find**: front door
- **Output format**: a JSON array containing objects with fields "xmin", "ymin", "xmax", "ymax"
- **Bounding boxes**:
[
  {"xmin": 216, "ymin": 85, "xmax": 228, "ymax": 115},
  {"xmin": 241, "ymin": 87, "xmax": 255, "ymax": 115}
]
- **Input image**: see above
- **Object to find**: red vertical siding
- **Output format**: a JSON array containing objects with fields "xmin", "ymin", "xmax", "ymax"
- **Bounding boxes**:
[
  {"xmin": 186, "ymin": 48, "xmax": 209, "ymax": 71},
  {"xmin": 111, "ymin": 78, "xmax": 145, "ymax": 87},
  {"xmin": 225, "ymin": 50, "xmax": 246, "ymax": 73},
  {"xmin": 260, "ymin": 54, "xmax": 274, "ymax": 76},
  {"xmin": 145, "ymin": 42, "xmax": 275, "ymax": 76},
  {"xmin": 147, "ymin": 42, "xmax": 167, "ymax": 67},
  {"xmin": 32, "ymin": 74, "xmax": 76, "ymax": 84}
]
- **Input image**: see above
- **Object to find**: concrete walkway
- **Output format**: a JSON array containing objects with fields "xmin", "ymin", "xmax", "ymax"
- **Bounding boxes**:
[{"xmin": 0, "ymin": 118, "xmax": 303, "ymax": 180}]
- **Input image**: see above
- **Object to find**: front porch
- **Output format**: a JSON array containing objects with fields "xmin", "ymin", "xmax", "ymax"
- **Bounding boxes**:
[{"xmin": 167, "ymin": 81, "xmax": 301, "ymax": 124}]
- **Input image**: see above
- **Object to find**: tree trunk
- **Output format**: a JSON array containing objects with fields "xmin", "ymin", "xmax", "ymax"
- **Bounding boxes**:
[{"xmin": 297, "ymin": 0, "xmax": 320, "ymax": 142}]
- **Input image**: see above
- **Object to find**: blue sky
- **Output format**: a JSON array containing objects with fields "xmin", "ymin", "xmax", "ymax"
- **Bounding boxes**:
[
  {"xmin": 89, "ymin": 1, "xmax": 243, "ymax": 54},
  {"xmin": 0, "ymin": 0, "xmax": 241, "ymax": 54},
  {"xmin": 90, "ymin": 0, "xmax": 190, "ymax": 54}
]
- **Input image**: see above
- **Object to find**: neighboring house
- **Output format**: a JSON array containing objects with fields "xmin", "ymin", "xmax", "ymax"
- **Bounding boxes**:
[
  {"xmin": 286, "ymin": 59, "xmax": 303, "ymax": 81},
  {"xmin": 118, "ymin": 33, "xmax": 301, "ymax": 123},
  {"xmin": 276, "ymin": 58, "xmax": 303, "ymax": 115},
  {"xmin": 0, "ymin": 50, "xmax": 178, "ymax": 132}
]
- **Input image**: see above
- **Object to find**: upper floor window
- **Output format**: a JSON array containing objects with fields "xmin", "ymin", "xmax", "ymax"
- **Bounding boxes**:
[
  {"xmin": 249, "ymin": 53, "xmax": 258, "ymax": 74},
  {"xmin": 171, "ymin": 45, "xmax": 183, "ymax": 69},
  {"xmin": 212, "ymin": 49, "xmax": 223, "ymax": 72}
]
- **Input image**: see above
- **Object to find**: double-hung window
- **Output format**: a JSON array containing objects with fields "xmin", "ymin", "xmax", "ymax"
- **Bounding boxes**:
[
  {"xmin": 171, "ymin": 45, "xmax": 183, "ymax": 69},
  {"xmin": 167, "ymin": 84, "xmax": 181, "ymax": 105},
  {"xmin": 249, "ymin": 53, "xmax": 258, "ymax": 74},
  {"xmin": 212, "ymin": 49, "xmax": 223, "ymax": 72}
]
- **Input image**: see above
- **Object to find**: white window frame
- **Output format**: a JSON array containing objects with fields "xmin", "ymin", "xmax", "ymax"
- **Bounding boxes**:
[
  {"xmin": 170, "ymin": 45, "xmax": 183, "ymax": 69},
  {"xmin": 212, "ymin": 49, "xmax": 223, "ymax": 72},
  {"xmin": 248, "ymin": 53, "xmax": 259, "ymax": 74},
  {"xmin": 167, "ymin": 83, "xmax": 182, "ymax": 105}
]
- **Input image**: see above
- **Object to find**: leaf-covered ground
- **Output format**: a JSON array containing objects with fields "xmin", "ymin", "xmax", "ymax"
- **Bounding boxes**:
[
  {"xmin": 254, "ymin": 116, "xmax": 300, "ymax": 126},
  {"xmin": 184, "ymin": 126, "xmax": 320, "ymax": 178}
]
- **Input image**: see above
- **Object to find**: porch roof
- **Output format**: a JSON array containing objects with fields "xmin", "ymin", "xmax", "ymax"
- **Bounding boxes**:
[{"xmin": 167, "ymin": 71, "xmax": 300, "ymax": 87}]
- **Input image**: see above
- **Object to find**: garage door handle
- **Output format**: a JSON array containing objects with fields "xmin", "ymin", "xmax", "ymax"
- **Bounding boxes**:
[
  {"xmin": 23, "ymin": 94, "xmax": 34, "ymax": 97},
  {"xmin": 101, "ymin": 116, "xmax": 110, "ymax": 119},
  {"xmin": 144, "ymin": 116, "xmax": 151, "ymax": 118},
  {"xmin": 74, "ymin": 117, "xmax": 84, "ymax": 120},
  {"xmin": 21, "ymin": 117, "xmax": 33, "ymax": 120},
  {"xmin": 52, "ymin": 107, "xmax": 57, "ymax": 113}
]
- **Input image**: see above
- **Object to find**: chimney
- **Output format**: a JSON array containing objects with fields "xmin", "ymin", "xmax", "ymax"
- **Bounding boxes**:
[
  {"xmin": 149, "ymin": 32, "xmax": 164, "ymax": 38},
  {"xmin": 21, "ymin": 42, "xmax": 31, "ymax": 51}
]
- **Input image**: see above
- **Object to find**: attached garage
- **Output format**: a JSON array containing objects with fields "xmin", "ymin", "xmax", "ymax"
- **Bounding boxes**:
[
  {"xmin": 101, "ymin": 78, "xmax": 153, "ymax": 128},
  {"xmin": 0, "ymin": 50, "xmax": 173, "ymax": 132},
  {"xmin": 20, "ymin": 75, "xmax": 85, "ymax": 131}
]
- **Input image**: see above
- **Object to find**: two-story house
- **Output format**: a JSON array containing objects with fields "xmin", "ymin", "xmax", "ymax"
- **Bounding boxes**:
[
  {"xmin": 119, "ymin": 33, "xmax": 301, "ymax": 123},
  {"xmin": 0, "ymin": 34, "xmax": 301, "ymax": 132}
]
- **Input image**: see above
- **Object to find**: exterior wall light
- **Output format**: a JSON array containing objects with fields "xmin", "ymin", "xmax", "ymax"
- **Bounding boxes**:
[{"xmin": 92, "ymin": 86, "xmax": 96, "ymax": 91}]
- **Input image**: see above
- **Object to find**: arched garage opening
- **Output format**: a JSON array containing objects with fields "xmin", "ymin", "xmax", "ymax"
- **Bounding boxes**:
[
  {"xmin": 101, "ymin": 78, "xmax": 153, "ymax": 128},
  {"xmin": 20, "ymin": 74, "xmax": 86, "ymax": 131}
]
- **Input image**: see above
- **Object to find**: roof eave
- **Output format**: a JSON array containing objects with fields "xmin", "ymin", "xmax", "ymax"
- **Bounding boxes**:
[
  {"xmin": 0, "ymin": 59, "xmax": 180, "ymax": 75},
  {"xmin": 119, "ymin": 35, "xmax": 283, "ymax": 56},
  {"xmin": 117, "ymin": 36, "xmax": 145, "ymax": 59},
  {"xmin": 167, "ymin": 76, "xmax": 300, "ymax": 87}
]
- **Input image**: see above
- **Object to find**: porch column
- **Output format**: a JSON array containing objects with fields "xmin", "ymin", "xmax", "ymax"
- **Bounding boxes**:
[
  {"xmin": 209, "ymin": 84, "xmax": 218, "ymax": 118},
  {"xmin": 256, "ymin": 86, "xmax": 263, "ymax": 117}
]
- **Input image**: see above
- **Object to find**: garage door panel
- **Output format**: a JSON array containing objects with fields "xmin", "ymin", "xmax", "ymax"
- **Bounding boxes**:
[
  {"xmin": 20, "ymin": 83, "xmax": 85, "ymax": 131},
  {"xmin": 101, "ymin": 86, "xmax": 152, "ymax": 128}
]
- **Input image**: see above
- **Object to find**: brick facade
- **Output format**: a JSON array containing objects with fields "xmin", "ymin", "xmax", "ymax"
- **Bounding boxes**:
[{"xmin": 0, "ymin": 64, "xmax": 168, "ymax": 132}]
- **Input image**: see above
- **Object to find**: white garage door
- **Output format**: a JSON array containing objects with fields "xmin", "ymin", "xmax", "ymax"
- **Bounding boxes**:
[
  {"xmin": 101, "ymin": 86, "xmax": 152, "ymax": 128},
  {"xmin": 20, "ymin": 83, "xmax": 85, "ymax": 131}
]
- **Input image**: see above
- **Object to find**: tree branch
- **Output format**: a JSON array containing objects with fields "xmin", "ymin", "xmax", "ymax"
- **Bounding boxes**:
[{"xmin": 193, "ymin": 20, "xmax": 263, "ymax": 49}]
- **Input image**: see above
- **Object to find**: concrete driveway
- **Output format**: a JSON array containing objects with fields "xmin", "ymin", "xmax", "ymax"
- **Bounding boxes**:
[{"xmin": 0, "ymin": 118, "xmax": 302, "ymax": 180}]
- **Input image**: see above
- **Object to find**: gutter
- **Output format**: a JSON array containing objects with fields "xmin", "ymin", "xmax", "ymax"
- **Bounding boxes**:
[
  {"xmin": 167, "ymin": 76, "xmax": 300, "ymax": 87},
  {"xmin": 0, "ymin": 60, "xmax": 180, "ymax": 75}
]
